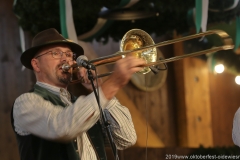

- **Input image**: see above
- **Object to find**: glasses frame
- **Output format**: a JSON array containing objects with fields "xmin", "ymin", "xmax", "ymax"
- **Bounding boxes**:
[{"xmin": 34, "ymin": 50, "xmax": 76, "ymax": 60}]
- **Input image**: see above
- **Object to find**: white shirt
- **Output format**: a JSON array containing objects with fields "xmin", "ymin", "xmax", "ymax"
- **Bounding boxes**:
[
  {"xmin": 232, "ymin": 107, "xmax": 240, "ymax": 146},
  {"xmin": 13, "ymin": 81, "xmax": 137, "ymax": 160}
]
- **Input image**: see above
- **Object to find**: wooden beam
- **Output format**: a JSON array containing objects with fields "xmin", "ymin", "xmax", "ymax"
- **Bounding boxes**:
[
  {"xmin": 173, "ymin": 31, "xmax": 213, "ymax": 147},
  {"xmin": 116, "ymin": 89, "xmax": 164, "ymax": 147}
]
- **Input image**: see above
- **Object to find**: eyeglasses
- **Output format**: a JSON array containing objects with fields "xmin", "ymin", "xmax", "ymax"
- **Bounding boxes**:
[{"xmin": 35, "ymin": 50, "xmax": 76, "ymax": 60}]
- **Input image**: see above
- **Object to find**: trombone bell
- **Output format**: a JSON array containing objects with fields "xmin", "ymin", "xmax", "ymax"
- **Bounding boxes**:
[{"xmin": 120, "ymin": 29, "xmax": 157, "ymax": 74}]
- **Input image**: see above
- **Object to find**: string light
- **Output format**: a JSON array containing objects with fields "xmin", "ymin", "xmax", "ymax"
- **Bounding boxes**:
[
  {"xmin": 235, "ymin": 76, "xmax": 240, "ymax": 85},
  {"xmin": 214, "ymin": 64, "xmax": 224, "ymax": 74}
]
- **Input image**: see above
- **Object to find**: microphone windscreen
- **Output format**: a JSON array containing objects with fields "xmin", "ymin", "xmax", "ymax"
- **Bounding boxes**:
[
  {"xmin": 76, "ymin": 55, "xmax": 88, "ymax": 66},
  {"xmin": 62, "ymin": 63, "xmax": 71, "ymax": 72}
]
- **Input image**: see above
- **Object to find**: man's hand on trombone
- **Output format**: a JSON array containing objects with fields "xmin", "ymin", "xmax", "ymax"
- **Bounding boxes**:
[
  {"xmin": 101, "ymin": 56, "xmax": 146, "ymax": 100},
  {"xmin": 76, "ymin": 56, "xmax": 146, "ymax": 99}
]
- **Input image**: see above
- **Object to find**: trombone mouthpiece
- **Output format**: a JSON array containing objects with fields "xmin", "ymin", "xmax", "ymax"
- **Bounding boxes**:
[{"xmin": 62, "ymin": 63, "xmax": 71, "ymax": 72}]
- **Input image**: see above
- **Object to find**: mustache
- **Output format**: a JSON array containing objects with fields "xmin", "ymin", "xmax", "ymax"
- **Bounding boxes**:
[
  {"xmin": 57, "ymin": 61, "xmax": 74, "ymax": 69},
  {"xmin": 57, "ymin": 62, "xmax": 71, "ymax": 75},
  {"xmin": 57, "ymin": 62, "xmax": 69, "ymax": 69},
  {"xmin": 58, "ymin": 62, "xmax": 66, "ymax": 68}
]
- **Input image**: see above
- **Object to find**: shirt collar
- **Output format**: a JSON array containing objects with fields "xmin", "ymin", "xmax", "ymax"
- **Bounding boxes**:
[{"xmin": 36, "ymin": 81, "xmax": 69, "ymax": 97}]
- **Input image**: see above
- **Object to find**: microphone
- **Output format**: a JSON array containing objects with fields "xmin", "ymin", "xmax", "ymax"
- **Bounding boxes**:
[
  {"xmin": 62, "ymin": 63, "xmax": 72, "ymax": 72},
  {"xmin": 76, "ymin": 55, "xmax": 96, "ymax": 70}
]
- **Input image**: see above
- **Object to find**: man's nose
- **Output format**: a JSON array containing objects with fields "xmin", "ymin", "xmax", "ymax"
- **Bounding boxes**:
[{"xmin": 60, "ymin": 53, "xmax": 69, "ymax": 61}]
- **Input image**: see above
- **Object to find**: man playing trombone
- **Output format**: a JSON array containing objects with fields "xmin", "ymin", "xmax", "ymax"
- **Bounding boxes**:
[{"xmin": 11, "ymin": 28, "xmax": 146, "ymax": 160}]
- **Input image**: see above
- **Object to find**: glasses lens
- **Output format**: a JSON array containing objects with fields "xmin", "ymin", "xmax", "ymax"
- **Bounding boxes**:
[
  {"xmin": 52, "ymin": 51, "xmax": 61, "ymax": 58},
  {"xmin": 52, "ymin": 51, "xmax": 76, "ymax": 60},
  {"xmin": 65, "ymin": 52, "xmax": 73, "ymax": 58}
]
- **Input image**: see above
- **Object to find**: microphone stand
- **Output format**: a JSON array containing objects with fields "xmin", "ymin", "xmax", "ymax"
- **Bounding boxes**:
[{"xmin": 86, "ymin": 66, "xmax": 119, "ymax": 160}]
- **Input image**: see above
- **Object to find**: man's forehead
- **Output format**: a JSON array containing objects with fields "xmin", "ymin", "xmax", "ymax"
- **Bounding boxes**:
[{"xmin": 38, "ymin": 44, "xmax": 71, "ymax": 53}]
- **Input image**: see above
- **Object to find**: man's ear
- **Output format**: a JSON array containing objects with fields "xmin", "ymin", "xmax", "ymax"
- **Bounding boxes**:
[{"xmin": 31, "ymin": 58, "xmax": 40, "ymax": 72}]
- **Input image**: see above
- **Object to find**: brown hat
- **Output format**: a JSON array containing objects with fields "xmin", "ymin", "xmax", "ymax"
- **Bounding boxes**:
[{"xmin": 21, "ymin": 28, "xmax": 84, "ymax": 69}]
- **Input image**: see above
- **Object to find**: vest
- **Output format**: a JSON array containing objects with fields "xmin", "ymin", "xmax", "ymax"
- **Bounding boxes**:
[{"xmin": 11, "ymin": 84, "xmax": 107, "ymax": 160}]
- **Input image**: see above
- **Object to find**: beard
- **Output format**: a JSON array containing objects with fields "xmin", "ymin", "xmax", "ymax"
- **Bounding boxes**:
[
  {"xmin": 56, "ymin": 63, "xmax": 71, "ymax": 85},
  {"xmin": 57, "ymin": 72, "xmax": 71, "ymax": 84}
]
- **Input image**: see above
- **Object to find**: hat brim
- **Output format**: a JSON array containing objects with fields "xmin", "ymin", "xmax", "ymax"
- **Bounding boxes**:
[{"xmin": 21, "ymin": 40, "xmax": 84, "ymax": 70}]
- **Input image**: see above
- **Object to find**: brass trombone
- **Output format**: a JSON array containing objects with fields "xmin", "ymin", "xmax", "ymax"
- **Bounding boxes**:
[{"xmin": 63, "ymin": 29, "xmax": 234, "ymax": 83}]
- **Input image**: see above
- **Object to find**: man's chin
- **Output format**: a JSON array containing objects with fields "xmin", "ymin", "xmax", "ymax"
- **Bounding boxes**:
[
  {"xmin": 58, "ymin": 77, "xmax": 70, "ymax": 85},
  {"xmin": 58, "ymin": 73, "xmax": 71, "ymax": 85}
]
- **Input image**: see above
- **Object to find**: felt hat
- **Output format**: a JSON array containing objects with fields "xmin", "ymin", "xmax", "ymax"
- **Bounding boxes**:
[{"xmin": 20, "ymin": 28, "xmax": 84, "ymax": 69}]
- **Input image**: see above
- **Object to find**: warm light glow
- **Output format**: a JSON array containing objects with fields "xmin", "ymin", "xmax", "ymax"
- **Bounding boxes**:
[
  {"xmin": 214, "ymin": 64, "xmax": 224, "ymax": 73},
  {"xmin": 235, "ymin": 76, "xmax": 240, "ymax": 85}
]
